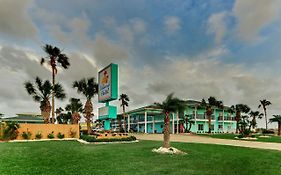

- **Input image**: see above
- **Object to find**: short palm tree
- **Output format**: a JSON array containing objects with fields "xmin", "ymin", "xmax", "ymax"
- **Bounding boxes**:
[
  {"xmin": 270, "ymin": 115, "xmax": 281, "ymax": 136},
  {"xmin": 119, "ymin": 94, "xmax": 130, "ymax": 132},
  {"xmin": 24, "ymin": 77, "xmax": 66, "ymax": 123},
  {"xmin": 258, "ymin": 99, "xmax": 272, "ymax": 130},
  {"xmin": 249, "ymin": 111, "xmax": 263, "ymax": 130},
  {"xmin": 41, "ymin": 44, "xmax": 70, "ymax": 123},
  {"xmin": 65, "ymin": 98, "xmax": 83, "ymax": 124},
  {"xmin": 184, "ymin": 114, "xmax": 195, "ymax": 133},
  {"xmin": 154, "ymin": 93, "xmax": 186, "ymax": 148},
  {"xmin": 201, "ymin": 97, "xmax": 223, "ymax": 134},
  {"xmin": 73, "ymin": 78, "xmax": 98, "ymax": 134},
  {"xmin": 231, "ymin": 104, "xmax": 251, "ymax": 133}
]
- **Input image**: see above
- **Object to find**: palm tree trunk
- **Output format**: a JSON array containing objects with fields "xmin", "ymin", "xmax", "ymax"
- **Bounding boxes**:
[
  {"xmin": 278, "ymin": 122, "xmax": 281, "ymax": 136},
  {"xmin": 51, "ymin": 67, "xmax": 55, "ymax": 124},
  {"xmin": 185, "ymin": 117, "xmax": 188, "ymax": 133},
  {"xmin": 235, "ymin": 112, "xmax": 240, "ymax": 134},
  {"xmin": 264, "ymin": 108, "xmax": 268, "ymax": 130},
  {"xmin": 122, "ymin": 104, "xmax": 126, "ymax": 133},
  {"xmin": 41, "ymin": 101, "xmax": 51, "ymax": 124},
  {"xmin": 163, "ymin": 112, "xmax": 170, "ymax": 148},
  {"xmin": 85, "ymin": 100, "xmax": 93, "ymax": 134},
  {"xmin": 208, "ymin": 115, "xmax": 211, "ymax": 133}
]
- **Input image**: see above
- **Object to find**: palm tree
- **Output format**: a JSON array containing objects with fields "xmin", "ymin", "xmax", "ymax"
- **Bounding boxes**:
[
  {"xmin": 249, "ymin": 111, "xmax": 263, "ymax": 130},
  {"xmin": 154, "ymin": 93, "xmax": 186, "ymax": 148},
  {"xmin": 65, "ymin": 98, "xmax": 83, "ymax": 124},
  {"xmin": 119, "ymin": 94, "xmax": 130, "ymax": 132},
  {"xmin": 258, "ymin": 99, "xmax": 272, "ymax": 130},
  {"xmin": 73, "ymin": 78, "xmax": 98, "ymax": 134},
  {"xmin": 201, "ymin": 97, "xmax": 223, "ymax": 134},
  {"xmin": 24, "ymin": 77, "xmax": 66, "ymax": 123},
  {"xmin": 231, "ymin": 104, "xmax": 251, "ymax": 133},
  {"xmin": 270, "ymin": 115, "xmax": 281, "ymax": 136},
  {"xmin": 184, "ymin": 114, "xmax": 195, "ymax": 133},
  {"xmin": 41, "ymin": 44, "xmax": 70, "ymax": 123}
]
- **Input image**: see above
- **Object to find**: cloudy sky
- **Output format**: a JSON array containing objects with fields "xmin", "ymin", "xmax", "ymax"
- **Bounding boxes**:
[{"xmin": 0, "ymin": 0, "xmax": 281, "ymax": 128}]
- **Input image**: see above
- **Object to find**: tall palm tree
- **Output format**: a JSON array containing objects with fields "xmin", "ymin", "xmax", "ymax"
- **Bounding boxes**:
[
  {"xmin": 201, "ymin": 97, "xmax": 223, "ymax": 134},
  {"xmin": 65, "ymin": 98, "xmax": 83, "ymax": 124},
  {"xmin": 73, "ymin": 78, "xmax": 98, "ymax": 134},
  {"xmin": 119, "ymin": 94, "xmax": 130, "ymax": 132},
  {"xmin": 231, "ymin": 104, "xmax": 251, "ymax": 133},
  {"xmin": 24, "ymin": 77, "xmax": 66, "ymax": 123},
  {"xmin": 270, "ymin": 115, "xmax": 281, "ymax": 136},
  {"xmin": 249, "ymin": 111, "xmax": 263, "ymax": 130},
  {"xmin": 258, "ymin": 99, "xmax": 272, "ymax": 130},
  {"xmin": 41, "ymin": 44, "xmax": 70, "ymax": 123},
  {"xmin": 154, "ymin": 93, "xmax": 186, "ymax": 148}
]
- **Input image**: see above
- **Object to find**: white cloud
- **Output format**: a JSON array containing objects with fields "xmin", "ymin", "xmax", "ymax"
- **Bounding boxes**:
[
  {"xmin": 0, "ymin": 0, "xmax": 37, "ymax": 39},
  {"xmin": 164, "ymin": 16, "xmax": 181, "ymax": 33},
  {"xmin": 207, "ymin": 12, "xmax": 228, "ymax": 44},
  {"xmin": 233, "ymin": 0, "xmax": 281, "ymax": 41}
]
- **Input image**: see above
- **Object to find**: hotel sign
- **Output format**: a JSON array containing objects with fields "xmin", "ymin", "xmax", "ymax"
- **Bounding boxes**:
[{"xmin": 98, "ymin": 63, "xmax": 118, "ymax": 103}]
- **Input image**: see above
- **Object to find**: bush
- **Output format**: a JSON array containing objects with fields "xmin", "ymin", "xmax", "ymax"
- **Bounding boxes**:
[
  {"xmin": 57, "ymin": 132, "xmax": 65, "ymax": 139},
  {"xmin": 80, "ymin": 135, "xmax": 96, "ymax": 142},
  {"xmin": 2, "ymin": 122, "xmax": 19, "ymax": 140},
  {"xmin": 81, "ymin": 135, "xmax": 137, "ymax": 142},
  {"xmin": 262, "ymin": 129, "xmax": 275, "ymax": 134},
  {"xmin": 35, "ymin": 132, "xmax": 42, "ymax": 139},
  {"xmin": 21, "ymin": 130, "xmax": 32, "ymax": 140},
  {"xmin": 47, "ymin": 131, "xmax": 55, "ymax": 139}
]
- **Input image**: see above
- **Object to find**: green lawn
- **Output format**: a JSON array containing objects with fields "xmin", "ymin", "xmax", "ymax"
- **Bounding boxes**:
[
  {"xmin": 198, "ymin": 134, "xmax": 281, "ymax": 143},
  {"xmin": 0, "ymin": 140, "xmax": 281, "ymax": 175}
]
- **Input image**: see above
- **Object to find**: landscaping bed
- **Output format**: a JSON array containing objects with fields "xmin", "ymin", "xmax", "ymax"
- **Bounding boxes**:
[{"xmin": 80, "ymin": 134, "xmax": 137, "ymax": 143}]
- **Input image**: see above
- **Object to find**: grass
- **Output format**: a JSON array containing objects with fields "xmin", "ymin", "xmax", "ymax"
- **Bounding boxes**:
[
  {"xmin": 198, "ymin": 134, "xmax": 281, "ymax": 143},
  {"xmin": 0, "ymin": 140, "xmax": 281, "ymax": 175}
]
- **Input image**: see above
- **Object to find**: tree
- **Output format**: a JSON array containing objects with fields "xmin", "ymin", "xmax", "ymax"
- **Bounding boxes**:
[
  {"xmin": 154, "ymin": 93, "xmax": 186, "ymax": 148},
  {"xmin": 65, "ymin": 98, "xmax": 83, "ymax": 124},
  {"xmin": 231, "ymin": 104, "xmax": 251, "ymax": 133},
  {"xmin": 119, "ymin": 94, "xmax": 130, "ymax": 132},
  {"xmin": 73, "ymin": 78, "xmax": 98, "ymax": 134},
  {"xmin": 270, "ymin": 115, "xmax": 281, "ymax": 136},
  {"xmin": 184, "ymin": 114, "xmax": 195, "ymax": 133},
  {"xmin": 41, "ymin": 44, "xmax": 70, "ymax": 123},
  {"xmin": 201, "ymin": 97, "xmax": 223, "ymax": 134},
  {"xmin": 249, "ymin": 111, "xmax": 263, "ymax": 130},
  {"xmin": 24, "ymin": 77, "xmax": 66, "ymax": 123},
  {"xmin": 258, "ymin": 99, "xmax": 272, "ymax": 130}
]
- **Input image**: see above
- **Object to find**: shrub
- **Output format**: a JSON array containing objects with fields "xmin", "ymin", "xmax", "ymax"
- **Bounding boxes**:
[
  {"xmin": 80, "ymin": 135, "xmax": 96, "ymax": 142},
  {"xmin": 81, "ymin": 135, "xmax": 137, "ymax": 142},
  {"xmin": 35, "ymin": 132, "xmax": 42, "ymax": 139},
  {"xmin": 47, "ymin": 131, "xmax": 55, "ymax": 139},
  {"xmin": 57, "ymin": 132, "xmax": 65, "ymax": 139},
  {"xmin": 2, "ymin": 122, "xmax": 20, "ymax": 140},
  {"xmin": 262, "ymin": 129, "xmax": 275, "ymax": 134},
  {"xmin": 21, "ymin": 130, "xmax": 32, "ymax": 140}
]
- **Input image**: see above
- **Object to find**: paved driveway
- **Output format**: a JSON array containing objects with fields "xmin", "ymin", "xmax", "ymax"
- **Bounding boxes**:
[{"xmin": 135, "ymin": 134, "xmax": 281, "ymax": 151}]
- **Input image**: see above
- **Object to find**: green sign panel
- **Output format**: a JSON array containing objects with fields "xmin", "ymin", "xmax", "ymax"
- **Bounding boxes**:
[
  {"xmin": 98, "ymin": 105, "xmax": 117, "ymax": 120},
  {"xmin": 98, "ymin": 63, "xmax": 118, "ymax": 103}
]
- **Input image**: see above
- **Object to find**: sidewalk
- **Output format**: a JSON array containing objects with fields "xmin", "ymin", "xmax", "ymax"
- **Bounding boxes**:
[{"xmin": 135, "ymin": 134, "xmax": 281, "ymax": 151}]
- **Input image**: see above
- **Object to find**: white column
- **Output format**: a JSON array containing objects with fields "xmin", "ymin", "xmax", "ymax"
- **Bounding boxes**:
[
  {"xmin": 222, "ymin": 109, "xmax": 224, "ymax": 133},
  {"xmin": 144, "ymin": 111, "xmax": 147, "ymax": 133},
  {"xmin": 195, "ymin": 106, "xmax": 197, "ymax": 131},
  {"xmin": 152, "ymin": 116, "xmax": 155, "ymax": 133},
  {"xmin": 177, "ymin": 111, "xmax": 179, "ymax": 134},
  {"xmin": 127, "ymin": 115, "xmax": 130, "ymax": 132},
  {"xmin": 172, "ymin": 113, "xmax": 175, "ymax": 134}
]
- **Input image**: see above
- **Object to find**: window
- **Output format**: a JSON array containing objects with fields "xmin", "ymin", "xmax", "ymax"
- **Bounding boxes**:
[
  {"xmin": 218, "ymin": 125, "xmax": 223, "ymax": 129},
  {"xmin": 211, "ymin": 124, "xmax": 214, "ymax": 130},
  {"xmin": 227, "ymin": 125, "xmax": 231, "ymax": 129},
  {"xmin": 198, "ymin": 124, "xmax": 204, "ymax": 131}
]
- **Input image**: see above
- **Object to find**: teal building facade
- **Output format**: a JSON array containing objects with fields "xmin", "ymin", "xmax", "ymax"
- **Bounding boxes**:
[{"xmin": 111, "ymin": 100, "xmax": 236, "ymax": 134}]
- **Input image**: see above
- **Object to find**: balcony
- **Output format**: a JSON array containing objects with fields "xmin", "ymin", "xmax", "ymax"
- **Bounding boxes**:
[{"xmin": 224, "ymin": 117, "xmax": 235, "ymax": 121}]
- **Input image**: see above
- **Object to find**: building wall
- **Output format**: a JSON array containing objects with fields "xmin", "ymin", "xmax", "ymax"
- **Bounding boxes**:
[{"xmin": 125, "ymin": 106, "xmax": 236, "ymax": 134}]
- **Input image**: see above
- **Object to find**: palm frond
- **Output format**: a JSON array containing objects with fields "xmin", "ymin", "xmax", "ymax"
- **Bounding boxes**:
[{"xmin": 53, "ymin": 83, "xmax": 66, "ymax": 100}]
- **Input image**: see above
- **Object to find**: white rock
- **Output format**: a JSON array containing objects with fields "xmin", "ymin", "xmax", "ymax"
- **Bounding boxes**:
[{"xmin": 152, "ymin": 147, "xmax": 187, "ymax": 155}]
